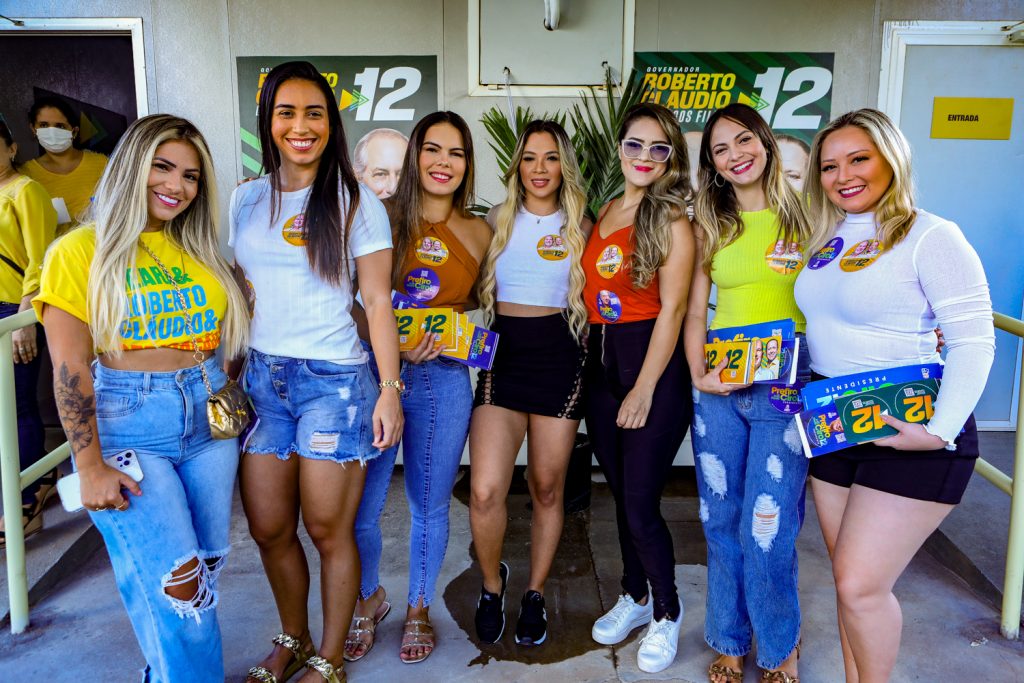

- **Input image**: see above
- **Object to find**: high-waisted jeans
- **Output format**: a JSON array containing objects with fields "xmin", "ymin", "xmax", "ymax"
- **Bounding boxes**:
[
  {"xmin": 89, "ymin": 358, "xmax": 239, "ymax": 683},
  {"xmin": 0, "ymin": 302, "xmax": 45, "ymax": 505},
  {"xmin": 691, "ymin": 341, "xmax": 810, "ymax": 669},
  {"xmin": 585, "ymin": 319, "xmax": 692, "ymax": 622},
  {"xmin": 355, "ymin": 346, "xmax": 472, "ymax": 606}
]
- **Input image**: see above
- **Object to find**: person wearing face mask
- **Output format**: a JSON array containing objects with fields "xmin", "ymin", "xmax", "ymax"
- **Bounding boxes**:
[{"xmin": 21, "ymin": 96, "xmax": 108, "ymax": 234}]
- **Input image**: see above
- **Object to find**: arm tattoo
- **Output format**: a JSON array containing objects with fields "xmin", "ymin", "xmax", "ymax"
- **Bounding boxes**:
[{"xmin": 56, "ymin": 362, "xmax": 97, "ymax": 453}]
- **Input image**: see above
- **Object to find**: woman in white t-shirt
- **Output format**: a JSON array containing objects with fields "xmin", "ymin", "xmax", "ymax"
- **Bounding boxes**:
[
  {"xmin": 794, "ymin": 109, "xmax": 994, "ymax": 682},
  {"xmin": 231, "ymin": 61, "xmax": 402, "ymax": 683}
]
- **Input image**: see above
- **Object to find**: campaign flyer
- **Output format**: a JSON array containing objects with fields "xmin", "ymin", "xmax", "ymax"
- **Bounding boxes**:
[
  {"xmin": 705, "ymin": 319, "xmax": 797, "ymax": 384},
  {"xmin": 794, "ymin": 406, "xmax": 847, "ymax": 458},
  {"xmin": 394, "ymin": 308, "xmax": 457, "ymax": 351},
  {"xmin": 833, "ymin": 378, "xmax": 940, "ymax": 444},
  {"xmin": 442, "ymin": 320, "xmax": 499, "ymax": 371},
  {"xmin": 800, "ymin": 363, "xmax": 943, "ymax": 410}
]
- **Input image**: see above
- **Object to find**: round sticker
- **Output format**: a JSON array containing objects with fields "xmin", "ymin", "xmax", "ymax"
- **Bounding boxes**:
[
  {"xmin": 537, "ymin": 234, "xmax": 568, "ymax": 261},
  {"xmin": 415, "ymin": 237, "xmax": 449, "ymax": 266},
  {"xmin": 596, "ymin": 245, "xmax": 624, "ymax": 279},
  {"xmin": 765, "ymin": 239, "xmax": 804, "ymax": 275},
  {"xmin": 244, "ymin": 279, "xmax": 256, "ymax": 319},
  {"xmin": 282, "ymin": 214, "xmax": 307, "ymax": 246},
  {"xmin": 403, "ymin": 268, "xmax": 440, "ymax": 302},
  {"xmin": 769, "ymin": 384, "xmax": 803, "ymax": 414},
  {"xmin": 807, "ymin": 237, "xmax": 844, "ymax": 270},
  {"xmin": 840, "ymin": 239, "xmax": 885, "ymax": 272},
  {"xmin": 596, "ymin": 290, "xmax": 622, "ymax": 323}
]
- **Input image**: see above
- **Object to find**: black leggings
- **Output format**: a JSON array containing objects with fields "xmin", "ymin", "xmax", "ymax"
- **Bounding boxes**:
[{"xmin": 585, "ymin": 319, "xmax": 692, "ymax": 621}]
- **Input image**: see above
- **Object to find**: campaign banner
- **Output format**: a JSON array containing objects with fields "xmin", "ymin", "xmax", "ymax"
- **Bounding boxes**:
[
  {"xmin": 634, "ymin": 52, "xmax": 834, "ymax": 145},
  {"xmin": 235, "ymin": 56, "xmax": 438, "ymax": 194}
]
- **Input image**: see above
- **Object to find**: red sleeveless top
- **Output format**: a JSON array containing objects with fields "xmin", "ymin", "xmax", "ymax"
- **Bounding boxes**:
[{"xmin": 582, "ymin": 219, "xmax": 662, "ymax": 324}]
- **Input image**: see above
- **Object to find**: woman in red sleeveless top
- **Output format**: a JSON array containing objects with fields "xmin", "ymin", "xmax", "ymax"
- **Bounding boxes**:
[{"xmin": 584, "ymin": 103, "xmax": 696, "ymax": 675}]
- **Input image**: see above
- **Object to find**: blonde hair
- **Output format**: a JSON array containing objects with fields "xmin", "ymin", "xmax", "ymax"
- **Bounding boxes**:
[
  {"xmin": 477, "ymin": 121, "xmax": 589, "ymax": 340},
  {"xmin": 693, "ymin": 104, "xmax": 811, "ymax": 270},
  {"xmin": 617, "ymin": 103, "xmax": 691, "ymax": 288},
  {"xmin": 87, "ymin": 114, "xmax": 249, "ymax": 358},
  {"xmin": 806, "ymin": 108, "xmax": 916, "ymax": 254}
]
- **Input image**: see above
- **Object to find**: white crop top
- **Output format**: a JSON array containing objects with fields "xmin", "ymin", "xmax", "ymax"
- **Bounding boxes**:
[
  {"xmin": 794, "ymin": 209, "xmax": 994, "ymax": 446},
  {"xmin": 494, "ymin": 208, "xmax": 572, "ymax": 308},
  {"xmin": 229, "ymin": 177, "xmax": 392, "ymax": 363}
]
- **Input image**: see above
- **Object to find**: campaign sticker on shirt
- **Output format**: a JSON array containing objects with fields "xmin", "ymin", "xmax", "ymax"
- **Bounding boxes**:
[
  {"xmin": 768, "ymin": 384, "xmax": 803, "ymax": 414},
  {"xmin": 245, "ymin": 279, "xmax": 256, "ymax": 319},
  {"xmin": 596, "ymin": 245, "xmax": 623, "ymax": 279},
  {"xmin": 807, "ymin": 237, "xmax": 844, "ymax": 270},
  {"xmin": 404, "ymin": 268, "xmax": 440, "ymax": 302},
  {"xmin": 537, "ymin": 234, "xmax": 568, "ymax": 261},
  {"xmin": 764, "ymin": 239, "xmax": 804, "ymax": 275},
  {"xmin": 840, "ymin": 239, "xmax": 885, "ymax": 272},
  {"xmin": 596, "ymin": 290, "xmax": 622, "ymax": 323},
  {"xmin": 282, "ymin": 214, "xmax": 307, "ymax": 246},
  {"xmin": 415, "ymin": 237, "xmax": 449, "ymax": 266}
]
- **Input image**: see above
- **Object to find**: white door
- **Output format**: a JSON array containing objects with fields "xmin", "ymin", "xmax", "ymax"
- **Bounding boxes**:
[{"xmin": 880, "ymin": 22, "xmax": 1024, "ymax": 429}]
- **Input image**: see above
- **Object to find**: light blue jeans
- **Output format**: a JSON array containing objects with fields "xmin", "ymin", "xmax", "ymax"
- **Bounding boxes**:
[
  {"xmin": 90, "ymin": 358, "xmax": 239, "ymax": 683},
  {"xmin": 355, "ymin": 345, "xmax": 472, "ymax": 606},
  {"xmin": 691, "ymin": 352, "xmax": 810, "ymax": 669}
]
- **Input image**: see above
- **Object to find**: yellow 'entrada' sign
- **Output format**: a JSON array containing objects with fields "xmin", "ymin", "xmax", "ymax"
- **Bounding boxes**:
[{"xmin": 931, "ymin": 97, "xmax": 1014, "ymax": 140}]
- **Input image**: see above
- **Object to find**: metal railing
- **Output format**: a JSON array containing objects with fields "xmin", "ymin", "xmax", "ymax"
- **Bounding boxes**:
[
  {"xmin": 976, "ymin": 312, "xmax": 1024, "ymax": 639},
  {"xmin": 0, "ymin": 308, "xmax": 71, "ymax": 635}
]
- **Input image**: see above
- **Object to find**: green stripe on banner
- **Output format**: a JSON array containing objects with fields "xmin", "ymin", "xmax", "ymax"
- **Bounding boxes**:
[
  {"xmin": 242, "ymin": 152, "xmax": 262, "ymax": 174},
  {"xmin": 240, "ymin": 127, "xmax": 261, "ymax": 153}
]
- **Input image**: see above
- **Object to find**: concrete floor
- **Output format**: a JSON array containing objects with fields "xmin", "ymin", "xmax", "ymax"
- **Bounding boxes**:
[{"xmin": 1, "ymin": 467, "xmax": 1022, "ymax": 682}]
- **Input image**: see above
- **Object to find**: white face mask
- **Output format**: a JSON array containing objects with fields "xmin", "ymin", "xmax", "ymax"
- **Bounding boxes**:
[{"xmin": 36, "ymin": 127, "xmax": 74, "ymax": 153}]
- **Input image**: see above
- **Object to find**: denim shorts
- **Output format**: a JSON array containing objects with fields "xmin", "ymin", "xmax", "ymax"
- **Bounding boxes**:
[{"xmin": 243, "ymin": 349, "xmax": 381, "ymax": 464}]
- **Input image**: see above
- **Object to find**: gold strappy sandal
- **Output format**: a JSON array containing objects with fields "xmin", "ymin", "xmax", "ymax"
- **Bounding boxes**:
[
  {"xmin": 246, "ymin": 632, "xmax": 312, "ymax": 683},
  {"xmin": 400, "ymin": 618, "xmax": 435, "ymax": 664},
  {"xmin": 761, "ymin": 641, "xmax": 801, "ymax": 683},
  {"xmin": 709, "ymin": 654, "xmax": 744, "ymax": 683},
  {"xmin": 306, "ymin": 655, "xmax": 346, "ymax": 683},
  {"xmin": 343, "ymin": 599, "xmax": 391, "ymax": 662}
]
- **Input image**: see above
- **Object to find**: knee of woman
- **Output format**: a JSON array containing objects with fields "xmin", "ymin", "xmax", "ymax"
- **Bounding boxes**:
[
  {"xmin": 833, "ymin": 567, "xmax": 882, "ymax": 610},
  {"xmin": 162, "ymin": 555, "xmax": 218, "ymax": 621},
  {"xmin": 529, "ymin": 479, "xmax": 563, "ymax": 510},
  {"xmin": 247, "ymin": 519, "xmax": 294, "ymax": 549},
  {"xmin": 470, "ymin": 483, "xmax": 504, "ymax": 513}
]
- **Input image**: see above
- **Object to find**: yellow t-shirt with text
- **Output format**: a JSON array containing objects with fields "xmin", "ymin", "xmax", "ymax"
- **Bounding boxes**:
[
  {"xmin": 22, "ymin": 150, "xmax": 107, "ymax": 232},
  {"xmin": 33, "ymin": 226, "xmax": 228, "ymax": 352}
]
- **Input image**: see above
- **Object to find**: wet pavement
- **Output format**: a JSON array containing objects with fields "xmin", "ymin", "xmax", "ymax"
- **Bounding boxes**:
[{"xmin": 1, "ymin": 466, "xmax": 1022, "ymax": 681}]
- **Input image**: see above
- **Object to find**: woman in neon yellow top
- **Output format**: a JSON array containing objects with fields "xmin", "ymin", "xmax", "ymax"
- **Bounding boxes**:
[
  {"xmin": 0, "ymin": 117, "xmax": 57, "ymax": 548},
  {"xmin": 34, "ymin": 114, "xmax": 249, "ymax": 682},
  {"xmin": 21, "ymin": 96, "xmax": 107, "ymax": 233},
  {"xmin": 682, "ymin": 103, "xmax": 812, "ymax": 683}
]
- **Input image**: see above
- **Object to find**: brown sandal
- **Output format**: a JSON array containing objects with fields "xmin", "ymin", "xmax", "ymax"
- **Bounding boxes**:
[
  {"xmin": 399, "ymin": 618, "xmax": 435, "ymax": 664},
  {"xmin": 709, "ymin": 654, "xmax": 744, "ymax": 683},
  {"xmin": 343, "ymin": 598, "xmax": 391, "ymax": 662},
  {"xmin": 760, "ymin": 641, "xmax": 801, "ymax": 683}
]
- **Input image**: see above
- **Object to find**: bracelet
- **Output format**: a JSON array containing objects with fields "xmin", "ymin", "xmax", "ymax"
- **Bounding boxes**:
[{"xmin": 379, "ymin": 379, "xmax": 405, "ymax": 392}]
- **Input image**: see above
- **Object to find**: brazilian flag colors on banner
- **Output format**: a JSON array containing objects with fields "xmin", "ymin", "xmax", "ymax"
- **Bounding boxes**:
[
  {"xmin": 236, "ymin": 56, "xmax": 438, "ymax": 179},
  {"xmin": 633, "ymin": 52, "xmax": 834, "ymax": 145}
]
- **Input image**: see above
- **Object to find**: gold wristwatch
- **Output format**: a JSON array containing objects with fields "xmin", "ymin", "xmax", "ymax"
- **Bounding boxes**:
[{"xmin": 379, "ymin": 379, "xmax": 405, "ymax": 393}]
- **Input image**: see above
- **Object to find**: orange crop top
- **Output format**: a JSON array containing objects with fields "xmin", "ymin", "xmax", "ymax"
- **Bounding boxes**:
[
  {"xmin": 582, "ymin": 221, "xmax": 662, "ymax": 324},
  {"xmin": 397, "ymin": 220, "xmax": 480, "ymax": 312}
]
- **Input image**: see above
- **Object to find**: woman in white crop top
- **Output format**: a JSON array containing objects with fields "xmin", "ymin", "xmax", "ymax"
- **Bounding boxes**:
[
  {"xmin": 468, "ymin": 120, "xmax": 591, "ymax": 646},
  {"xmin": 794, "ymin": 109, "xmax": 994, "ymax": 683}
]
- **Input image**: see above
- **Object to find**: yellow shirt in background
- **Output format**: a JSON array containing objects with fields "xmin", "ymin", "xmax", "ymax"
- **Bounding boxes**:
[
  {"xmin": 34, "ymin": 226, "xmax": 228, "ymax": 353},
  {"xmin": 22, "ymin": 149, "xmax": 107, "ymax": 233},
  {"xmin": 0, "ymin": 175, "xmax": 58, "ymax": 302}
]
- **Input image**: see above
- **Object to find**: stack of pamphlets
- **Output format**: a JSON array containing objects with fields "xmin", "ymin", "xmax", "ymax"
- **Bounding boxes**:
[
  {"xmin": 793, "ymin": 363, "xmax": 943, "ymax": 458},
  {"xmin": 391, "ymin": 291, "xmax": 500, "ymax": 371},
  {"xmin": 704, "ymin": 319, "xmax": 800, "ymax": 385}
]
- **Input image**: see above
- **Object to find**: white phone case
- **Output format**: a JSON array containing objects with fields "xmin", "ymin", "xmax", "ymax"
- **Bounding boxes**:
[{"xmin": 56, "ymin": 449, "xmax": 144, "ymax": 513}]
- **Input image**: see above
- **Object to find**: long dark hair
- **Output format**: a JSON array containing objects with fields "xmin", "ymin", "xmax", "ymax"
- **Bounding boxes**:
[
  {"xmin": 389, "ymin": 111, "xmax": 476, "ymax": 287},
  {"xmin": 256, "ymin": 61, "xmax": 360, "ymax": 285}
]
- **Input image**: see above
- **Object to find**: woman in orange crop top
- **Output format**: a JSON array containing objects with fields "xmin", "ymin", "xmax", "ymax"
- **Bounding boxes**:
[
  {"xmin": 583, "ymin": 103, "xmax": 696, "ymax": 675},
  {"xmin": 347, "ymin": 111, "xmax": 491, "ymax": 665},
  {"xmin": 33, "ymin": 115, "xmax": 250, "ymax": 681}
]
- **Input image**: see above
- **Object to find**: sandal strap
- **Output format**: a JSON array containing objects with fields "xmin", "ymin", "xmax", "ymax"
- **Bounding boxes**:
[
  {"xmin": 709, "ymin": 662, "xmax": 744, "ymax": 682},
  {"xmin": 272, "ymin": 632, "xmax": 304, "ymax": 657},
  {"xmin": 246, "ymin": 666, "xmax": 278, "ymax": 683},
  {"xmin": 761, "ymin": 671, "xmax": 799, "ymax": 683},
  {"xmin": 306, "ymin": 655, "xmax": 340, "ymax": 681}
]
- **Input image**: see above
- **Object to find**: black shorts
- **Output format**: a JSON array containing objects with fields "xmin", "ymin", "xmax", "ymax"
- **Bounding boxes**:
[
  {"xmin": 809, "ymin": 414, "xmax": 979, "ymax": 505},
  {"xmin": 473, "ymin": 312, "xmax": 586, "ymax": 419}
]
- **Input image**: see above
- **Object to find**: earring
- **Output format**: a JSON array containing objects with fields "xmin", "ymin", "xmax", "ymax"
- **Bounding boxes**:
[{"xmin": 713, "ymin": 173, "xmax": 725, "ymax": 188}]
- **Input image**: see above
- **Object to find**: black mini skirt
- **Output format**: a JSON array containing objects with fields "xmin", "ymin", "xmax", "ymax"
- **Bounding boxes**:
[{"xmin": 473, "ymin": 313, "xmax": 586, "ymax": 419}]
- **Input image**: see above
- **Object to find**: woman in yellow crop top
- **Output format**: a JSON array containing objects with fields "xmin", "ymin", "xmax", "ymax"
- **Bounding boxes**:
[
  {"xmin": 34, "ymin": 114, "xmax": 249, "ymax": 682},
  {"xmin": 0, "ymin": 117, "xmax": 57, "ymax": 548},
  {"xmin": 22, "ymin": 96, "xmax": 108, "ymax": 233},
  {"xmin": 682, "ymin": 104, "xmax": 812, "ymax": 683}
]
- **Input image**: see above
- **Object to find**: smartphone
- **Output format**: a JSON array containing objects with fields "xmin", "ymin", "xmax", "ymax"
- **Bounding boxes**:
[{"xmin": 56, "ymin": 449, "xmax": 144, "ymax": 513}]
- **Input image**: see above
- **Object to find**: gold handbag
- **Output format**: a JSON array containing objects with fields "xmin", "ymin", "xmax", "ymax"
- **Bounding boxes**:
[{"xmin": 139, "ymin": 240, "xmax": 251, "ymax": 439}]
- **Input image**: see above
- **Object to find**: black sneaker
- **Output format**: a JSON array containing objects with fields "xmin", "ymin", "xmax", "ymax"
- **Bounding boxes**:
[
  {"xmin": 475, "ymin": 561, "xmax": 509, "ymax": 643},
  {"xmin": 515, "ymin": 590, "xmax": 548, "ymax": 646}
]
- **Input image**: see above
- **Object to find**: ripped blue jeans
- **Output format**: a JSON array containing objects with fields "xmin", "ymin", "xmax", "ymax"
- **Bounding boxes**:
[
  {"xmin": 90, "ymin": 358, "xmax": 238, "ymax": 683},
  {"xmin": 692, "ymin": 373, "xmax": 808, "ymax": 669}
]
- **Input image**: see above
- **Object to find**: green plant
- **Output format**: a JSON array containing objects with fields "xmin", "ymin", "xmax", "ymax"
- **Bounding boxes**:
[{"xmin": 569, "ymin": 69, "xmax": 649, "ymax": 218}]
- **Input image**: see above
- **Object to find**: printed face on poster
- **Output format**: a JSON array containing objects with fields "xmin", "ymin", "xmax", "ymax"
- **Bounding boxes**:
[
  {"xmin": 633, "ymin": 52, "xmax": 834, "ymax": 192},
  {"xmin": 236, "ymin": 56, "xmax": 438, "ymax": 198}
]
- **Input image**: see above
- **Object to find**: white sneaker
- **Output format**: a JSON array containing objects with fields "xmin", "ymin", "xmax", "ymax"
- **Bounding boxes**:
[
  {"xmin": 636, "ymin": 602, "xmax": 683, "ymax": 673},
  {"xmin": 591, "ymin": 593, "xmax": 654, "ymax": 645}
]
